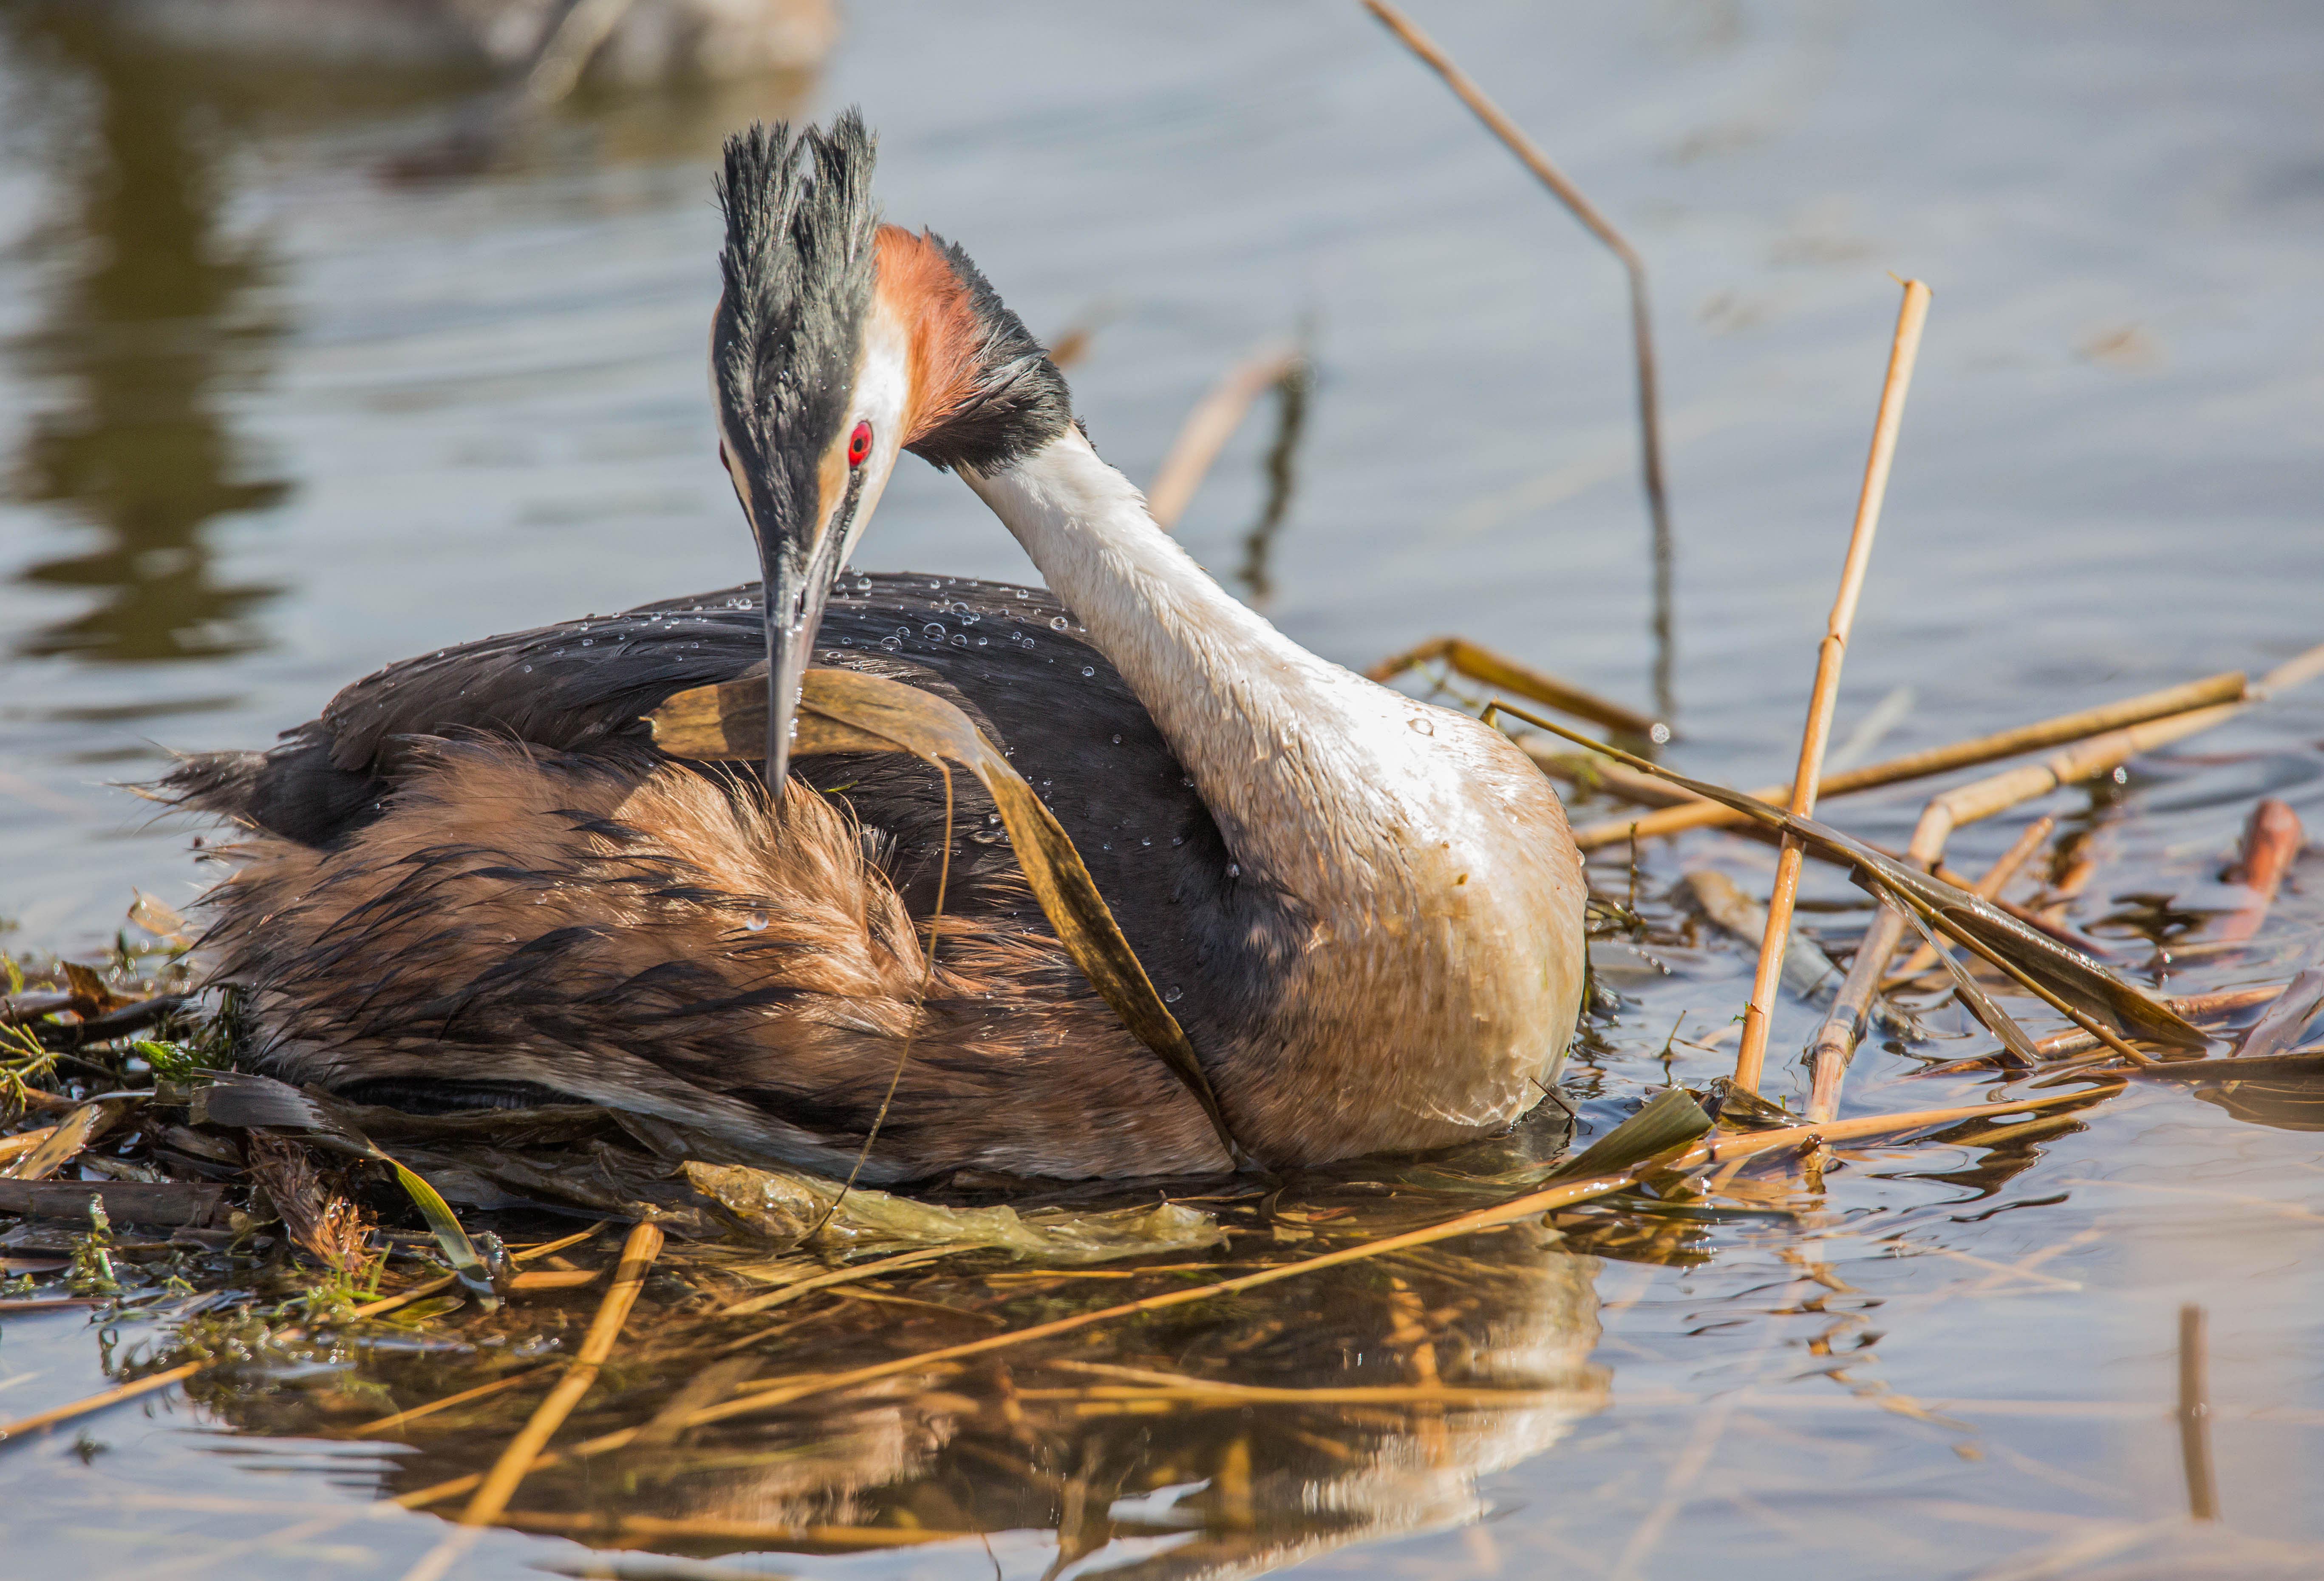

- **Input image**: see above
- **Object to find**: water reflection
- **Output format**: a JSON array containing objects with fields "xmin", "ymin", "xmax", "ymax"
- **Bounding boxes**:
[
  {"xmin": 7, "ymin": 11, "xmax": 289, "ymax": 665},
  {"xmin": 476, "ymin": 1237, "xmax": 1605, "ymax": 1578},
  {"xmin": 187, "ymin": 1176, "xmax": 1606, "ymax": 1576}
]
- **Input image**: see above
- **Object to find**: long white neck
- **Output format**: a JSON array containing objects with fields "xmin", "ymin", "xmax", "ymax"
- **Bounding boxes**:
[
  {"xmin": 965, "ymin": 427, "xmax": 1390, "ymax": 881},
  {"xmin": 963, "ymin": 428, "xmax": 1588, "ymax": 1168}
]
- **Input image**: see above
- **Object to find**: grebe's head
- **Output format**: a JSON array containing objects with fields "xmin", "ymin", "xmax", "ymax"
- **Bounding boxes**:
[{"xmin": 711, "ymin": 112, "xmax": 1071, "ymax": 788}]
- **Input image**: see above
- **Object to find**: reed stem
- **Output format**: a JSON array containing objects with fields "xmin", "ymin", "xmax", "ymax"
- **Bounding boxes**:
[
  {"xmin": 1806, "ymin": 813, "xmax": 2053, "ymax": 1122},
  {"xmin": 1362, "ymin": 0, "xmax": 1673, "ymax": 709},
  {"xmin": 1733, "ymin": 280, "xmax": 1930, "ymax": 1092}
]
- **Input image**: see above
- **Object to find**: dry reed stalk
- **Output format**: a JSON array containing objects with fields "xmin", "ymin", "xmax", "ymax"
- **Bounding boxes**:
[
  {"xmin": 1835, "ymin": 695, "xmax": 2268, "ymax": 1018},
  {"xmin": 1369, "ymin": 636, "xmax": 1662, "ymax": 738},
  {"xmin": 1790, "ymin": 651, "xmax": 2324, "ymax": 1111},
  {"xmin": 0, "ymin": 1297, "xmax": 104, "ymax": 1315},
  {"xmin": 2215, "ymin": 799, "xmax": 2304, "ymax": 944},
  {"xmin": 1362, "ymin": 0, "xmax": 1671, "ymax": 595},
  {"xmin": 2178, "ymin": 1304, "xmax": 2219, "ymax": 1522},
  {"xmin": 505, "ymin": 1268, "xmax": 599, "ymax": 1293},
  {"xmin": 1733, "ymin": 279, "xmax": 1932, "ymax": 1093},
  {"xmin": 395, "ymin": 1083, "xmax": 2118, "ymax": 1515},
  {"xmin": 2030, "ymin": 985, "xmax": 2280, "ymax": 1060},
  {"xmin": 1804, "ymin": 813, "xmax": 2053, "ymax": 1123},
  {"xmin": 1571, "ymin": 671, "xmax": 2250, "ymax": 849},
  {"xmin": 0, "ymin": 1227, "xmax": 602, "ymax": 1445},
  {"xmin": 396, "ymin": 1222, "xmax": 665, "ymax": 1581},
  {"xmin": 1888, "ymin": 816, "xmax": 2055, "ymax": 985},
  {"xmin": 460, "ymin": 1226, "xmax": 659, "ymax": 1516},
  {"xmin": 1144, "ymin": 340, "xmax": 1303, "ymax": 531},
  {"xmin": 1891, "ymin": 888, "xmax": 2153, "ymax": 1067}
]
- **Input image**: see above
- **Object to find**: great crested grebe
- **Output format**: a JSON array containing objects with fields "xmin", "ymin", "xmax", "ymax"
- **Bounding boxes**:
[{"xmin": 167, "ymin": 114, "xmax": 1585, "ymax": 1183}]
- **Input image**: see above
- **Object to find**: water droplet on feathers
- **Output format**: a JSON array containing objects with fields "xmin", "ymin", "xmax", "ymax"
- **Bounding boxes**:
[
  {"xmin": 1081, "ymin": 666, "xmax": 1095, "ymax": 677},
  {"xmin": 1050, "ymin": 617, "xmax": 1068, "ymax": 630}
]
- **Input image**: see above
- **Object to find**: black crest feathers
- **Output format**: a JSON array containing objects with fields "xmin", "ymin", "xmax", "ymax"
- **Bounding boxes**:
[{"xmin": 712, "ymin": 113, "xmax": 880, "ymax": 504}]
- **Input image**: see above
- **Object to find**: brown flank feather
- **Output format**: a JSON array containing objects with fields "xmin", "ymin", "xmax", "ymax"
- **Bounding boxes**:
[{"xmin": 198, "ymin": 739, "xmax": 1227, "ymax": 1182}]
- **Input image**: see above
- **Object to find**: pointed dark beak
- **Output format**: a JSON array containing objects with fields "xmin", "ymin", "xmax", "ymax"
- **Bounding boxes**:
[
  {"xmin": 756, "ymin": 531, "xmax": 833, "ymax": 796},
  {"xmin": 753, "ymin": 477, "xmax": 855, "ymax": 796}
]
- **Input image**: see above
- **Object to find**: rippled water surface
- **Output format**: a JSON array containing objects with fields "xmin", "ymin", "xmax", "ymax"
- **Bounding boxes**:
[{"xmin": 2, "ymin": 3, "xmax": 2323, "ymax": 1578}]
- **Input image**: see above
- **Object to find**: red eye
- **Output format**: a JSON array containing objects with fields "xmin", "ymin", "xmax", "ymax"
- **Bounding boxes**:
[{"xmin": 846, "ymin": 420, "xmax": 872, "ymax": 468}]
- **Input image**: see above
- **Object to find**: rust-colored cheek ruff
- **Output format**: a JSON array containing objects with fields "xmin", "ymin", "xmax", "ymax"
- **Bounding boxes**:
[
  {"xmin": 875, "ymin": 224, "xmax": 985, "ymax": 448},
  {"xmin": 199, "ymin": 740, "xmax": 1228, "ymax": 1182}
]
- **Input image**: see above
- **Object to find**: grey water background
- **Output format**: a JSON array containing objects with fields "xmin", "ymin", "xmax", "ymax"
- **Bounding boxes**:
[{"xmin": 1, "ymin": 3, "xmax": 2323, "ymax": 1578}]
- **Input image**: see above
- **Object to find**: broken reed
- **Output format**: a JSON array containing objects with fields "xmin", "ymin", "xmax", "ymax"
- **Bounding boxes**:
[{"xmin": 1733, "ymin": 278, "xmax": 1931, "ymax": 1093}]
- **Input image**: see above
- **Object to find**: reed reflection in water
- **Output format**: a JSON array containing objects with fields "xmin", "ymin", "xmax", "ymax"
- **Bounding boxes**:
[
  {"xmin": 184, "ymin": 1154, "xmax": 1607, "ymax": 1578},
  {"xmin": 7, "ymin": 11, "xmax": 289, "ymax": 666}
]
